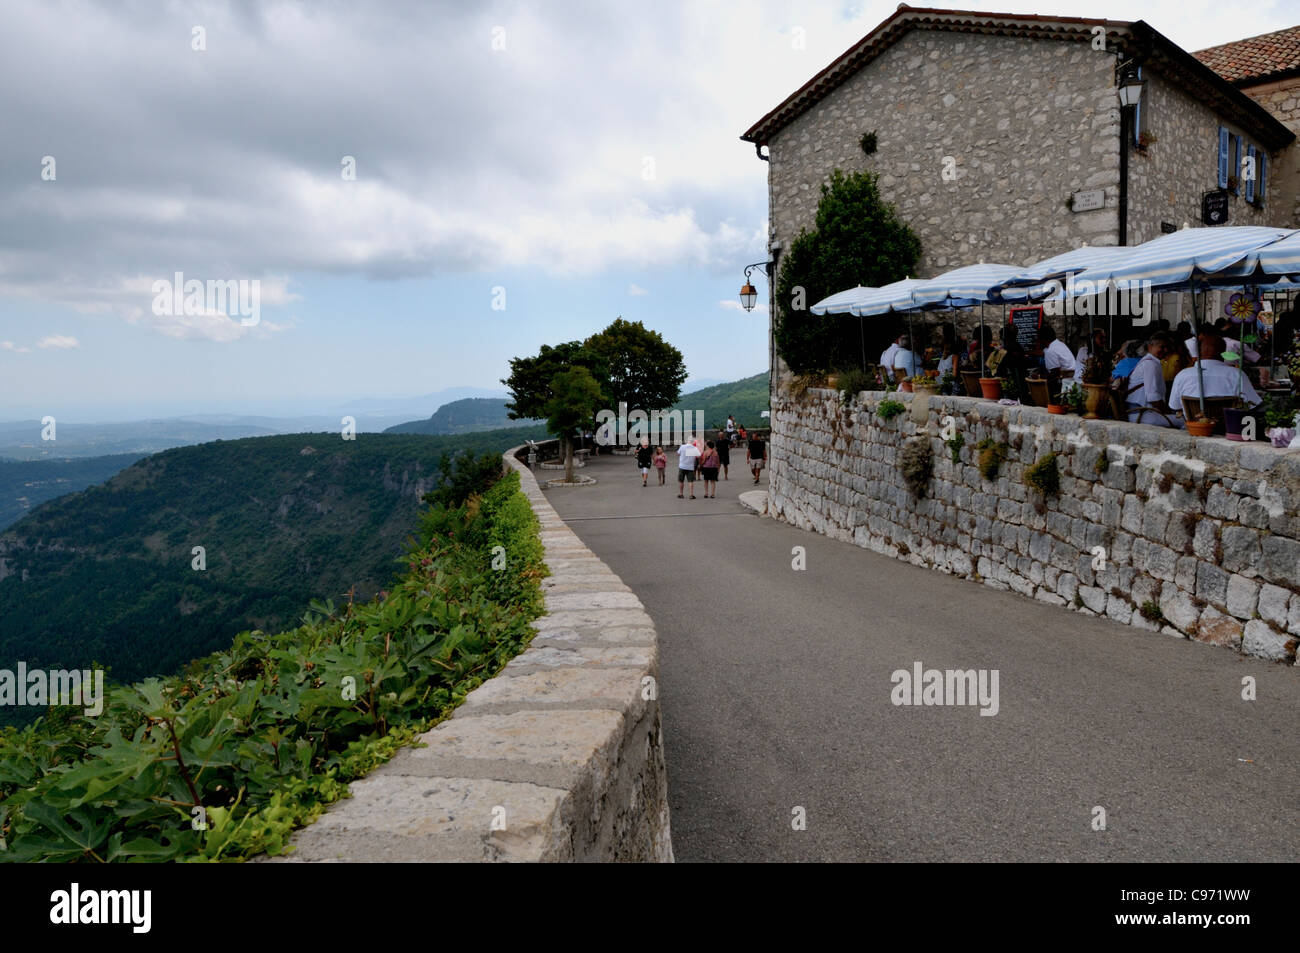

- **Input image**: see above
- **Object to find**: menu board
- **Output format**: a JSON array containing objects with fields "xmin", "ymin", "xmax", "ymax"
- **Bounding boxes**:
[{"xmin": 1008, "ymin": 306, "xmax": 1043, "ymax": 350}]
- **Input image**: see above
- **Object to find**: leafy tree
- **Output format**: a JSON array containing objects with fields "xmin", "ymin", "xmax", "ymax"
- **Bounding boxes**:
[
  {"xmin": 775, "ymin": 169, "xmax": 922, "ymax": 374},
  {"xmin": 583, "ymin": 317, "xmax": 687, "ymax": 412},
  {"xmin": 502, "ymin": 342, "xmax": 608, "ymax": 421},
  {"xmin": 543, "ymin": 366, "xmax": 604, "ymax": 482}
]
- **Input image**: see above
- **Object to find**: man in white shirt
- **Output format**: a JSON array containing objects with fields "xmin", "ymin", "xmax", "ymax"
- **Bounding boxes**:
[
  {"xmin": 1037, "ymin": 324, "xmax": 1078, "ymax": 389},
  {"xmin": 892, "ymin": 335, "xmax": 923, "ymax": 378},
  {"xmin": 1186, "ymin": 325, "xmax": 1260, "ymax": 365},
  {"xmin": 880, "ymin": 335, "xmax": 904, "ymax": 373},
  {"xmin": 1168, "ymin": 334, "xmax": 1261, "ymax": 416},
  {"xmin": 1125, "ymin": 332, "xmax": 1180, "ymax": 427},
  {"xmin": 675, "ymin": 441, "xmax": 701, "ymax": 499}
]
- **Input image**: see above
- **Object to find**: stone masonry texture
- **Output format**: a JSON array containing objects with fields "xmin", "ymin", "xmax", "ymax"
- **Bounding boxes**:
[
  {"xmin": 271, "ymin": 448, "xmax": 674, "ymax": 862},
  {"xmin": 769, "ymin": 388, "xmax": 1300, "ymax": 665}
]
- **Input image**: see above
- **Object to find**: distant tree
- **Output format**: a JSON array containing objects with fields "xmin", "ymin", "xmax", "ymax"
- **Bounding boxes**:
[
  {"xmin": 583, "ymin": 318, "xmax": 687, "ymax": 412},
  {"xmin": 543, "ymin": 366, "xmax": 604, "ymax": 482},
  {"xmin": 502, "ymin": 342, "xmax": 609, "ymax": 421},
  {"xmin": 775, "ymin": 169, "xmax": 922, "ymax": 374}
]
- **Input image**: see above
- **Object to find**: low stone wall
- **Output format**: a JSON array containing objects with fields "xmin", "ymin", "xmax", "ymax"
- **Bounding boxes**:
[
  {"xmin": 770, "ymin": 389, "xmax": 1300, "ymax": 664},
  {"xmin": 273, "ymin": 447, "xmax": 673, "ymax": 862}
]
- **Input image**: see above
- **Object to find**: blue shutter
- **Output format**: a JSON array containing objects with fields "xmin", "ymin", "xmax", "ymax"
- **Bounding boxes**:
[
  {"xmin": 1259, "ymin": 151, "xmax": 1267, "ymax": 202},
  {"xmin": 1218, "ymin": 127, "xmax": 1229, "ymax": 188},
  {"xmin": 1132, "ymin": 67, "xmax": 1143, "ymax": 147},
  {"xmin": 1231, "ymin": 135, "xmax": 1240, "ymax": 191},
  {"xmin": 1246, "ymin": 144, "xmax": 1257, "ymax": 203}
]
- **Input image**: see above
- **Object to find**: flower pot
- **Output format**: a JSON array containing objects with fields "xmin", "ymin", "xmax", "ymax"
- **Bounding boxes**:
[
  {"xmin": 1047, "ymin": 403, "xmax": 1066, "ymax": 415},
  {"xmin": 1082, "ymin": 383, "xmax": 1109, "ymax": 420},
  {"xmin": 1186, "ymin": 418, "xmax": 1216, "ymax": 437},
  {"xmin": 1223, "ymin": 406, "xmax": 1251, "ymax": 441},
  {"xmin": 899, "ymin": 381, "xmax": 913, "ymax": 393},
  {"xmin": 979, "ymin": 378, "xmax": 1002, "ymax": 400}
]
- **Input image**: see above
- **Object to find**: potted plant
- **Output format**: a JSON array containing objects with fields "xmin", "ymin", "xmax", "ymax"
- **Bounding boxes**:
[
  {"xmin": 1063, "ymin": 385, "xmax": 1086, "ymax": 415},
  {"xmin": 911, "ymin": 374, "xmax": 938, "ymax": 396},
  {"xmin": 978, "ymin": 376, "xmax": 1002, "ymax": 400},
  {"xmin": 1047, "ymin": 400, "xmax": 1066, "ymax": 414},
  {"xmin": 1079, "ymin": 354, "xmax": 1110, "ymax": 419},
  {"xmin": 1186, "ymin": 415, "xmax": 1216, "ymax": 437}
]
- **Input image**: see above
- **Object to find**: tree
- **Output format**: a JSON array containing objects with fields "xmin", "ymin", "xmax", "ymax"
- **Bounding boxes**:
[
  {"xmin": 542, "ymin": 366, "xmax": 605, "ymax": 482},
  {"xmin": 775, "ymin": 169, "xmax": 922, "ymax": 374},
  {"xmin": 502, "ymin": 342, "xmax": 608, "ymax": 421},
  {"xmin": 583, "ymin": 318, "xmax": 687, "ymax": 412}
]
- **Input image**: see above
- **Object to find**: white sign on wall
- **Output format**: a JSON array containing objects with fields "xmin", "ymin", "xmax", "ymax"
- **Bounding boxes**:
[{"xmin": 1071, "ymin": 189, "xmax": 1105, "ymax": 212}]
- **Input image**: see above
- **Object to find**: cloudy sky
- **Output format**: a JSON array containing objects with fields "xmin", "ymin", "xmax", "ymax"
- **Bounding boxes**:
[{"xmin": 1, "ymin": 0, "xmax": 1295, "ymax": 420}]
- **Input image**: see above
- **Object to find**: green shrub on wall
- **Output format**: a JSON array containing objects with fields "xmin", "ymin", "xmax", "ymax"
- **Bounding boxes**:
[{"xmin": 900, "ymin": 438, "xmax": 934, "ymax": 498}]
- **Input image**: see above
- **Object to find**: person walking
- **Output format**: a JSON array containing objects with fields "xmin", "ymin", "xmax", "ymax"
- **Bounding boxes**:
[
  {"xmin": 746, "ymin": 431, "xmax": 767, "ymax": 484},
  {"xmin": 652, "ymin": 446, "xmax": 667, "ymax": 485},
  {"xmin": 699, "ymin": 440, "xmax": 720, "ymax": 498},
  {"xmin": 634, "ymin": 439, "xmax": 654, "ymax": 487},
  {"xmin": 725, "ymin": 415, "xmax": 736, "ymax": 440},
  {"xmin": 676, "ymin": 440, "xmax": 701, "ymax": 499},
  {"xmin": 715, "ymin": 428, "xmax": 731, "ymax": 479}
]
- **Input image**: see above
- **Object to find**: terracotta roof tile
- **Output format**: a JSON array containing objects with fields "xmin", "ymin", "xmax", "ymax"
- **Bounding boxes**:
[{"xmin": 1194, "ymin": 25, "xmax": 1300, "ymax": 84}]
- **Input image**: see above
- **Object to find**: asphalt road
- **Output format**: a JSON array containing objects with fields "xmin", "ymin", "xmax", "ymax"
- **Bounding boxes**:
[{"xmin": 545, "ymin": 452, "xmax": 1300, "ymax": 862}]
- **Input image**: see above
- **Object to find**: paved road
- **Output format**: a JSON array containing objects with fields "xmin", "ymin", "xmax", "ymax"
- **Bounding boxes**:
[{"xmin": 545, "ymin": 453, "xmax": 1300, "ymax": 862}]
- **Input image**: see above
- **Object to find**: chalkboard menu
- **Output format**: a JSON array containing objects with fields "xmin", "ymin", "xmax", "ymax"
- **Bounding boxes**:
[{"xmin": 1008, "ymin": 306, "xmax": 1043, "ymax": 350}]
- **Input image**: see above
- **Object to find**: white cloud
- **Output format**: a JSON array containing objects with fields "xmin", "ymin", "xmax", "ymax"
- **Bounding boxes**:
[
  {"xmin": 627, "ymin": 283, "xmax": 649, "ymax": 296},
  {"xmin": 35, "ymin": 335, "xmax": 78, "ymax": 349},
  {"xmin": 2, "ymin": 340, "xmax": 31, "ymax": 353}
]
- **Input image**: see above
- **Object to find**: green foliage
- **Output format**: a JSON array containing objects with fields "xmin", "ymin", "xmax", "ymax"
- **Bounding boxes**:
[
  {"xmin": 1260, "ymin": 392, "xmax": 1300, "ymax": 430},
  {"xmin": 837, "ymin": 367, "xmax": 877, "ymax": 405},
  {"xmin": 385, "ymin": 399, "xmax": 540, "ymax": 436},
  {"xmin": 502, "ymin": 342, "xmax": 608, "ymax": 421},
  {"xmin": 1024, "ymin": 452, "xmax": 1060, "ymax": 496},
  {"xmin": 859, "ymin": 131, "xmax": 877, "ymax": 155},
  {"xmin": 1139, "ymin": 600, "xmax": 1164, "ymax": 622},
  {"xmin": 899, "ymin": 438, "xmax": 933, "ymax": 499},
  {"xmin": 583, "ymin": 317, "xmax": 688, "ymax": 412},
  {"xmin": 877, "ymin": 399, "xmax": 906, "ymax": 420},
  {"xmin": 977, "ymin": 438, "xmax": 1009, "ymax": 481},
  {"xmin": 0, "ymin": 471, "xmax": 546, "ymax": 862},
  {"xmin": 423, "ymin": 451, "xmax": 502, "ymax": 508},
  {"xmin": 946, "ymin": 432, "xmax": 965, "ymax": 464},
  {"xmin": 1094, "ymin": 452, "xmax": 1110, "ymax": 475},
  {"xmin": 774, "ymin": 169, "xmax": 922, "ymax": 374},
  {"xmin": 0, "ymin": 454, "xmax": 146, "ymax": 531},
  {"xmin": 1080, "ymin": 354, "xmax": 1110, "ymax": 386},
  {"xmin": 0, "ymin": 433, "xmax": 534, "ymax": 727},
  {"xmin": 1064, "ymin": 386, "xmax": 1086, "ymax": 414},
  {"xmin": 544, "ymin": 366, "xmax": 604, "ymax": 442},
  {"xmin": 674, "ymin": 373, "xmax": 769, "ymax": 429}
]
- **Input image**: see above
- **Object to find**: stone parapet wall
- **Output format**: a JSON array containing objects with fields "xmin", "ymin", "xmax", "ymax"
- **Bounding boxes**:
[
  {"xmin": 273, "ymin": 447, "xmax": 673, "ymax": 862},
  {"xmin": 770, "ymin": 389, "xmax": 1300, "ymax": 663}
]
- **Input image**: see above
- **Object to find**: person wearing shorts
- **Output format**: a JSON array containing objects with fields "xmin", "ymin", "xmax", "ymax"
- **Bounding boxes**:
[
  {"xmin": 635, "ymin": 441, "xmax": 653, "ymax": 487},
  {"xmin": 715, "ymin": 431, "xmax": 730, "ymax": 479},
  {"xmin": 699, "ymin": 440, "xmax": 720, "ymax": 498},
  {"xmin": 676, "ymin": 441, "xmax": 700, "ymax": 499},
  {"xmin": 747, "ymin": 434, "xmax": 766, "ymax": 484}
]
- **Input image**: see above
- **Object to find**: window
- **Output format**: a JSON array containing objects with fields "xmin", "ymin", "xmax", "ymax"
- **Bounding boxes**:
[
  {"xmin": 1245, "ymin": 144, "xmax": 1256, "ymax": 203},
  {"xmin": 1217, "ymin": 126, "xmax": 1229, "ymax": 189},
  {"xmin": 1132, "ymin": 66, "xmax": 1146, "ymax": 147},
  {"xmin": 1258, "ymin": 151, "xmax": 1268, "ymax": 205},
  {"xmin": 1230, "ymin": 135, "xmax": 1241, "ymax": 192}
]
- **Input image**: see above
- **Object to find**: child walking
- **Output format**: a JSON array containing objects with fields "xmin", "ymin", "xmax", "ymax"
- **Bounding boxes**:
[{"xmin": 652, "ymin": 446, "xmax": 667, "ymax": 485}]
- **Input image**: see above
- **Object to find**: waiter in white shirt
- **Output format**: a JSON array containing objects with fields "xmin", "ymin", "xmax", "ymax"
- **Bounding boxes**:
[
  {"xmin": 1125, "ymin": 332, "xmax": 1181, "ymax": 427},
  {"xmin": 892, "ymin": 335, "xmax": 923, "ymax": 378},
  {"xmin": 1037, "ymin": 324, "xmax": 1078, "ymax": 391},
  {"xmin": 1169, "ymin": 334, "xmax": 1262, "ymax": 416},
  {"xmin": 880, "ymin": 334, "xmax": 904, "ymax": 372}
]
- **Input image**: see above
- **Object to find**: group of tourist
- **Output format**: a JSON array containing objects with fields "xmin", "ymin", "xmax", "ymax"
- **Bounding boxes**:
[
  {"xmin": 878, "ymin": 305, "xmax": 1298, "ymax": 429},
  {"xmin": 631, "ymin": 414, "xmax": 768, "ymax": 498}
]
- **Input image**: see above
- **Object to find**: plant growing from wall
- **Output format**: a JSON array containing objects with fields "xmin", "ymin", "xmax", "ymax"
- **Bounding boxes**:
[
  {"xmin": 899, "ymin": 437, "xmax": 933, "ymax": 498},
  {"xmin": 877, "ymin": 398, "xmax": 906, "ymax": 420},
  {"xmin": 1094, "ymin": 451, "xmax": 1110, "ymax": 475},
  {"xmin": 946, "ymin": 431, "xmax": 965, "ymax": 463},
  {"xmin": 775, "ymin": 169, "xmax": 922, "ymax": 374},
  {"xmin": 976, "ymin": 438, "xmax": 1009, "ymax": 481},
  {"xmin": 837, "ymin": 366, "xmax": 876, "ymax": 406},
  {"xmin": 1139, "ymin": 600, "xmax": 1164, "ymax": 622},
  {"xmin": 859, "ymin": 131, "xmax": 878, "ymax": 155},
  {"xmin": 1024, "ymin": 452, "xmax": 1060, "ymax": 497}
]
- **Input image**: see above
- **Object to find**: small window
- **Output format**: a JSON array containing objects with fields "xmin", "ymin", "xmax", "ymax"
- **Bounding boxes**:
[{"xmin": 1217, "ymin": 127, "xmax": 1229, "ymax": 189}]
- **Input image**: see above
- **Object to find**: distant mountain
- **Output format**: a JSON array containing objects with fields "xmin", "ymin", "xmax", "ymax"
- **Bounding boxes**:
[
  {"xmin": 0, "ymin": 428, "xmax": 542, "ymax": 722},
  {"xmin": 683, "ymin": 377, "xmax": 726, "ymax": 392},
  {"xmin": 674, "ymin": 373, "xmax": 769, "ymax": 429},
  {"xmin": 0, "ymin": 454, "xmax": 147, "ymax": 531},
  {"xmin": 340, "ymin": 386, "xmax": 508, "ymax": 419},
  {"xmin": 385, "ymin": 398, "xmax": 538, "ymax": 435}
]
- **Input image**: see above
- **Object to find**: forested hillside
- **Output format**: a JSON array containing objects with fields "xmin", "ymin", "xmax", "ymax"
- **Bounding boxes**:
[
  {"xmin": 672, "ymin": 373, "xmax": 768, "ymax": 429},
  {"xmin": 385, "ymin": 398, "xmax": 540, "ymax": 435},
  {"xmin": 0, "ymin": 453, "xmax": 146, "ymax": 530},
  {"xmin": 0, "ymin": 430, "xmax": 538, "ymax": 724}
]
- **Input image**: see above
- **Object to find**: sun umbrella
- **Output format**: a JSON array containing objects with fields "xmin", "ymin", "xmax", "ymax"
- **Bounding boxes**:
[
  {"xmin": 994, "ymin": 245, "xmax": 1129, "ymax": 302},
  {"xmin": 808, "ymin": 286, "xmax": 877, "ymax": 315}
]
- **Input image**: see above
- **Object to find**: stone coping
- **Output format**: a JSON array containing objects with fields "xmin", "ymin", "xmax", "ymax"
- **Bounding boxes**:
[{"xmin": 270, "ymin": 446, "xmax": 672, "ymax": 862}]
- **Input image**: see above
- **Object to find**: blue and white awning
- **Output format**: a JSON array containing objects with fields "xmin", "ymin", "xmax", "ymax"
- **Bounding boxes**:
[
  {"xmin": 1061, "ymin": 226, "xmax": 1295, "ymax": 292},
  {"xmin": 907, "ymin": 262, "xmax": 1022, "ymax": 309},
  {"xmin": 808, "ymin": 286, "xmax": 876, "ymax": 315},
  {"xmin": 995, "ymin": 245, "xmax": 1128, "ymax": 301}
]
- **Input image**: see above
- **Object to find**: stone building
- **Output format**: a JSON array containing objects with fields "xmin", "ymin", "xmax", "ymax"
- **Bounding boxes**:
[{"xmin": 741, "ymin": 6, "xmax": 1299, "ymax": 385}]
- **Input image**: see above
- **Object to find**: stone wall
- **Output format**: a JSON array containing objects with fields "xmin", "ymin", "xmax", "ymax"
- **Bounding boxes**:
[
  {"xmin": 272, "ymin": 447, "xmax": 673, "ymax": 862},
  {"xmin": 1241, "ymin": 75, "xmax": 1300, "ymax": 229},
  {"xmin": 769, "ymin": 388, "xmax": 1300, "ymax": 664}
]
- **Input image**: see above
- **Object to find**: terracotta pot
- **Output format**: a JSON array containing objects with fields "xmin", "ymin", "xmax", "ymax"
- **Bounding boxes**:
[
  {"xmin": 900, "ymin": 381, "xmax": 913, "ymax": 393},
  {"xmin": 1186, "ymin": 418, "xmax": 1216, "ymax": 437},
  {"xmin": 1082, "ymin": 383, "xmax": 1109, "ymax": 420},
  {"xmin": 1047, "ymin": 403, "xmax": 1065, "ymax": 415},
  {"xmin": 979, "ymin": 378, "xmax": 1002, "ymax": 400}
]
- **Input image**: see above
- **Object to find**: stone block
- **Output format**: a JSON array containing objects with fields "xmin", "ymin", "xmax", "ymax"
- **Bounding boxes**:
[
  {"xmin": 1225, "ymin": 575, "xmax": 1259, "ymax": 621},
  {"xmin": 1195, "ymin": 606, "xmax": 1243, "ymax": 650},
  {"xmin": 1258, "ymin": 584, "xmax": 1291, "ymax": 629},
  {"xmin": 1242, "ymin": 620, "xmax": 1295, "ymax": 662},
  {"xmin": 1080, "ymin": 585, "xmax": 1107, "ymax": 613},
  {"xmin": 1159, "ymin": 585, "xmax": 1199, "ymax": 633}
]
